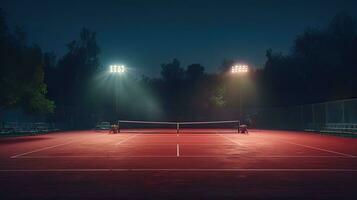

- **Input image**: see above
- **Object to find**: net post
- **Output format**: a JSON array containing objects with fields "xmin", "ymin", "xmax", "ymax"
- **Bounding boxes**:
[
  {"xmin": 118, "ymin": 120, "xmax": 120, "ymax": 133},
  {"xmin": 177, "ymin": 123, "xmax": 180, "ymax": 134}
]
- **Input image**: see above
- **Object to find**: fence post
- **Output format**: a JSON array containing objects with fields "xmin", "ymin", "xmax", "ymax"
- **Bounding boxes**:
[
  {"xmin": 342, "ymin": 100, "xmax": 345, "ymax": 123},
  {"xmin": 300, "ymin": 105, "xmax": 304, "ymax": 130},
  {"xmin": 312, "ymin": 104, "xmax": 315, "ymax": 131},
  {"xmin": 325, "ymin": 103, "xmax": 328, "ymax": 124}
]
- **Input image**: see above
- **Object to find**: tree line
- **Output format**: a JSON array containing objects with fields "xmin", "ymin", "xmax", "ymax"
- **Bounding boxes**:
[
  {"xmin": 261, "ymin": 13, "xmax": 357, "ymax": 106},
  {"xmin": 1, "ymin": 8, "xmax": 356, "ymax": 126},
  {"xmin": 0, "ymin": 9, "xmax": 54, "ymax": 114}
]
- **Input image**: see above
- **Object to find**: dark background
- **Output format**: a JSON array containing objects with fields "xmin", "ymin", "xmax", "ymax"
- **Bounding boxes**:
[
  {"xmin": 0, "ymin": 0, "xmax": 357, "ymax": 129},
  {"xmin": 2, "ymin": 0, "xmax": 357, "ymax": 76}
]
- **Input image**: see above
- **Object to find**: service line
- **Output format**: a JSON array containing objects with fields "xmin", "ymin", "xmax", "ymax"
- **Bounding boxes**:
[
  {"xmin": 216, "ymin": 134, "xmax": 248, "ymax": 148},
  {"xmin": 115, "ymin": 134, "xmax": 139, "ymax": 146}
]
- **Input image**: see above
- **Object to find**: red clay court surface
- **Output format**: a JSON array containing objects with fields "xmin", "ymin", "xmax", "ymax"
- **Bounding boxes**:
[{"xmin": 1, "ymin": 129, "xmax": 357, "ymax": 199}]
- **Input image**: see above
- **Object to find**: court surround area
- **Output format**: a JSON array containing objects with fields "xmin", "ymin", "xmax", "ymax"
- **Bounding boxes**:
[{"xmin": 1, "ymin": 129, "xmax": 357, "ymax": 199}]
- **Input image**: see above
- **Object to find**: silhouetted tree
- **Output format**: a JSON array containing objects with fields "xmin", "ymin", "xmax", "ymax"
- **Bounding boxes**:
[
  {"xmin": 55, "ymin": 28, "xmax": 100, "ymax": 106},
  {"xmin": 220, "ymin": 58, "xmax": 234, "ymax": 72},
  {"xmin": 185, "ymin": 63, "xmax": 205, "ymax": 82},
  {"xmin": 0, "ymin": 9, "xmax": 54, "ymax": 114},
  {"xmin": 160, "ymin": 58, "xmax": 184, "ymax": 83},
  {"xmin": 263, "ymin": 13, "xmax": 357, "ymax": 106}
]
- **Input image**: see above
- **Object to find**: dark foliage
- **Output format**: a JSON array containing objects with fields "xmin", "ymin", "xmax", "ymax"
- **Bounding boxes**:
[
  {"xmin": 0, "ymin": 9, "xmax": 54, "ymax": 114},
  {"xmin": 262, "ymin": 13, "xmax": 357, "ymax": 106},
  {"xmin": 1, "ymin": 8, "xmax": 356, "ymax": 126}
]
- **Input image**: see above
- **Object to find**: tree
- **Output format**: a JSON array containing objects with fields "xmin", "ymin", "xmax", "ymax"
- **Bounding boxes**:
[
  {"xmin": 185, "ymin": 63, "xmax": 205, "ymax": 82},
  {"xmin": 0, "ymin": 10, "xmax": 54, "ymax": 113},
  {"xmin": 263, "ymin": 13, "xmax": 357, "ymax": 105},
  {"xmin": 55, "ymin": 28, "xmax": 101, "ymax": 106},
  {"xmin": 160, "ymin": 58, "xmax": 184, "ymax": 83},
  {"xmin": 220, "ymin": 58, "xmax": 234, "ymax": 72}
]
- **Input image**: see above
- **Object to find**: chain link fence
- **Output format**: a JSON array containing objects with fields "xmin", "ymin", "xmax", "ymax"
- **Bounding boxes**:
[{"xmin": 255, "ymin": 98, "xmax": 357, "ymax": 131}]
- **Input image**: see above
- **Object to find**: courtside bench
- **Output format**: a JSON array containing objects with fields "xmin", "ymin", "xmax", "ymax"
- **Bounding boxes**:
[
  {"xmin": 95, "ymin": 121, "xmax": 111, "ymax": 130},
  {"xmin": 0, "ymin": 122, "xmax": 60, "ymax": 135},
  {"xmin": 320, "ymin": 123, "xmax": 357, "ymax": 135}
]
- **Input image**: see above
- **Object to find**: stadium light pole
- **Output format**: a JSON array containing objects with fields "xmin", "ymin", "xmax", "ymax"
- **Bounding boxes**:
[
  {"xmin": 231, "ymin": 64, "xmax": 249, "ymax": 120},
  {"xmin": 109, "ymin": 65, "xmax": 125, "ymax": 114}
]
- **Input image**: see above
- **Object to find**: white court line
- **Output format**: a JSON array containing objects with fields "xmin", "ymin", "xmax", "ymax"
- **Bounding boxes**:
[
  {"xmin": 10, "ymin": 140, "xmax": 79, "ymax": 158},
  {"xmin": 111, "ymin": 143, "xmax": 252, "ymax": 146},
  {"xmin": 177, "ymin": 144, "xmax": 180, "ymax": 157},
  {"xmin": 180, "ymin": 155, "xmax": 352, "ymax": 158},
  {"xmin": 252, "ymin": 133, "xmax": 356, "ymax": 158},
  {"xmin": 14, "ymin": 155, "xmax": 178, "ymax": 158},
  {"xmin": 217, "ymin": 134, "xmax": 248, "ymax": 147},
  {"xmin": 1, "ymin": 168, "xmax": 357, "ymax": 172},
  {"xmin": 12, "ymin": 155, "xmax": 352, "ymax": 159},
  {"xmin": 111, "ymin": 144, "xmax": 244, "ymax": 146},
  {"xmin": 9, "ymin": 134, "xmax": 108, "ymax": 159},
  {"xmin": 115, "ymin": 134, "xmax": 139, "ymax": 146},
  {"xmin": 279, "ymin": 140, "xmax": 355, "ymax": 158}
]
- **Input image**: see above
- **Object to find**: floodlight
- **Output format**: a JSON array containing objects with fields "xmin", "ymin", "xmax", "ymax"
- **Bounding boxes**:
[
  {"xmin": 109, "ymin": 65, "xmax": 125, "ymax": 74},
  {"xmin": 231, "ymin": 65, "xmax": 249, "ymax": 74}
]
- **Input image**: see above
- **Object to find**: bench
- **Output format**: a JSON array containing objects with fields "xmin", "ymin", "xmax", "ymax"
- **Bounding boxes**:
[
  {"xmin": 320, "ymin": 123, "xmax": 357, "ymax": 135},
  {"xmin": 0, "ymin": 122, "xmax": 60, "ymax": 135},
  {"xmin": 95, "ymin": 122, "xmax": 111, "ymax": 130}
]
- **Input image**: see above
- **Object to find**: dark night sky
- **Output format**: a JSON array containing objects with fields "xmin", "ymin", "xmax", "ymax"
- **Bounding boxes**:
[{"xmin": 1, "ymin": 0, "xmax": 357, "ymax": 77}]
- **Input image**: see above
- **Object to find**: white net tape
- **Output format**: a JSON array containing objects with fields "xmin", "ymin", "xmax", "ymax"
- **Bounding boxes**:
[{"xmin": 117, "ymin": 120, "xmax": 240, "ymax": 133}]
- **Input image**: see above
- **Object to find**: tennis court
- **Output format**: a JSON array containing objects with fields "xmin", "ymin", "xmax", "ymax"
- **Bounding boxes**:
[{"xmin": 1, "ymin": 125, "xmax": 357, "ymax": 199}]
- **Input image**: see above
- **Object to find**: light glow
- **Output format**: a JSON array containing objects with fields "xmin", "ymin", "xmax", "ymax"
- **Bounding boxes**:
[
  {"xmin": 109, "ymin": 65, "xmax": 125, "ymax": 73},
  {"xmin": 231, "ymin": 65, "xmax": 248, "ymax": 74}
]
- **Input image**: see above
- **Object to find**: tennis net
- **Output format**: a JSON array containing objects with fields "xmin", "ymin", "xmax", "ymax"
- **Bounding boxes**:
[{"xmin": 117, "ymin": 120, "xmax": 240, "ymax": 133}]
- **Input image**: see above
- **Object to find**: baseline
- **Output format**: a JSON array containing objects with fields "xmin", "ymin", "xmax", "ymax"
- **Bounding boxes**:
[
  {"xmin": 1, "ymin": 168, "xmax": 357, "ymax": 172},
  {"xmin": 11, "ymin": 155, "xmax": 352, "ymax": 158}
]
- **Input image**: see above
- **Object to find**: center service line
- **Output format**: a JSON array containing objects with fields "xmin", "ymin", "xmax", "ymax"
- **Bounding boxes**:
[{"xmin": 177, "ymin": 144, "xmax": 180, "ymax": 157}]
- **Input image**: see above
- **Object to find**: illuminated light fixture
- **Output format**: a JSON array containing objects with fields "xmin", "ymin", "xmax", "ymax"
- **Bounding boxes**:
[
  {"xmin": 231, "ymin": 64, "xmax": 248, "ymax": 74},
  {"xmin": 109, "ymin": 65, "xmax": 125, "ymax": 73}
]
